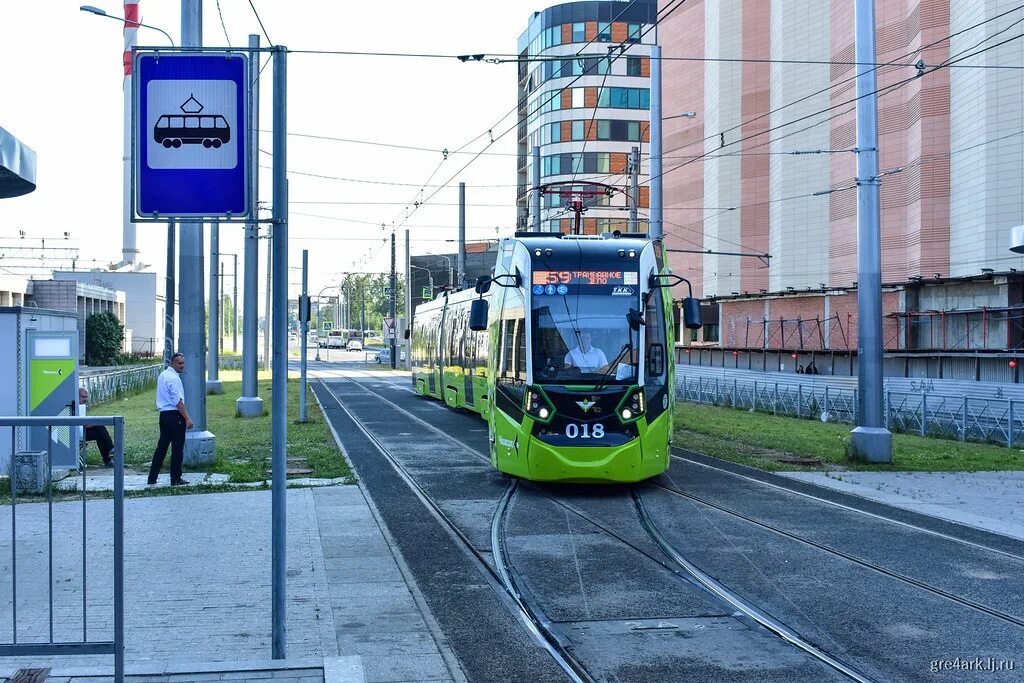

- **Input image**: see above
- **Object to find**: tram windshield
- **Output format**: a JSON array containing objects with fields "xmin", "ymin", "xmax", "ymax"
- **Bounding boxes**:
[{"xmin": 531, "ymin": 291, "xmax": 641, "ymax": 385}]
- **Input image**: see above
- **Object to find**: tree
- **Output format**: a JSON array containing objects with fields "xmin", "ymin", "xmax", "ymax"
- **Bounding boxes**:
[{"xmin": 85, "ymin": 312, "xmax": 124, "ymax": 366}]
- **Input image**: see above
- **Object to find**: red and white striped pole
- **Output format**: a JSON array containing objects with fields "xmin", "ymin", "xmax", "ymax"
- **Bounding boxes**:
[{"xmin": 121, "ymin": 1, "xmax": 140, "ymax": 266}]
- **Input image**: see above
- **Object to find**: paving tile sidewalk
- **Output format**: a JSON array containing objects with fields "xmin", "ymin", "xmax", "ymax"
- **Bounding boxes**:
[
  {"xmin": 1, "ymin": 487, "xmax": 460, "ymax": 683},
  {"xmin": 779, "ymin": 470, "xmax": 1024, "ymax": 541}
]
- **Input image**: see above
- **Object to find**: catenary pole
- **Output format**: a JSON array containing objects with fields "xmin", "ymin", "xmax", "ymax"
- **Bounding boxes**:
[
  {"xmin": 179, "ymin": 0, "xmax": 214, "ymax": 461},
  {"xmin": 457, "ymin": 182, "xmax": 466, "ymax": 289},
  {"xmin": 264, "ymin": 226, "xmax": 272, "ymax": 371},
  {"xmin": 649, "ymin": 44, "xmax": 663, "ymax": 239},
  {"xmin": 299, "ymin": 249, "xmax": 308, "ymax": 422},
  {"xmin": 850, "ymin": 0, "xmax": 892, "ymax": 462},
  {"xmin": 232, "ymin": 253, "xmax": 238, "ymax": 352},
  {"xmin": 404, "ymin": 228, "xmax": 411, "ymax": 370},
  {"xmin": 629, "ymin": 146, "xmax": 639, "ymax": 232},
  {"xmin": 270, "ymin": 44, "xmax": 289, "ymax": 659},
  {"xmin": 238, "ymin": 33, "xmax": 263, "ymax": 417},
  {"xmin": 207, "ymin": 220, "xmax": 222, "ymax": 393},
  {"xmin": 164, "ymin": 222, "xmax": 175, "ymax": 366},
  {"xmin": 390, "ymin": 232, "xmax": 397, "ymax": 368},
  {"xmin": 532, "ymin": 146, "xmax": 541, "ymax": 231}
]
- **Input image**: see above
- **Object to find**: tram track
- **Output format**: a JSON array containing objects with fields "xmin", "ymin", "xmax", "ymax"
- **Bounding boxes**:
[
  {"xmin": 669, "ymin": 449, "xmax": 1024, "ymax": 562},
  {"xmin": 317, "ymin": 377, "xmax": 596, "ymax": 683},
  {"xmin": 323, "ymin": 370, "xmax": 875, "ymax": 682},
  {"xmin": 646, "ymin": 480, "xmax": 1024, "ymax": 629}
]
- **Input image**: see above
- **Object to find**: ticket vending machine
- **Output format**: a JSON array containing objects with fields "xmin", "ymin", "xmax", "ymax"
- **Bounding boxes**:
[{"xmin": 26, "ymin": 330, "xmax": 80, "ymax": 469}]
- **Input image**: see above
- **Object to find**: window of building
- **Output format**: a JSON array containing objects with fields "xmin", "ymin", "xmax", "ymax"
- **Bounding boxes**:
[
  {"xmin": 571, "ymin": 120, "xmax": 585, "ymax": 141},
  {"xmin": 598, "ymin": 23, "xmax": 611, "ymax": 42},
  {"xmin": 549, "ymin": 122, "xmax": 562, "ymax": 144},
  {"xmin": 627, "ymin": 57, "xmax": 642, "ymax": 77},
  {"xmin": 627, "ymin": 121, "xmax": 641, "ymax": 141},
  {"xmin": 572, "ymin": 88, "xmax": 585, "ymax": 108},
  {"xmin": 597, "ymin": 57, "xmax": 611, "ymax": 75},
  {"xmin": 627, "ymin": 23, "xmax": 642, "ymax": 43},
  {"xmin": 572, "ymin": 22, "xmax": 585, "ymax": 42},
  {"xmin": 597, "ymin": 120, "xmax": 611, "ymax": 140},
  {"xmin": 597, "ymin": 152, "xmax": 610, "ymax": 174}
]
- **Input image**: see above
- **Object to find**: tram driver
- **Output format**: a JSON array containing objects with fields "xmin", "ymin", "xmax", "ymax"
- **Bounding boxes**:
[{"xmin": 564, "ymin": 331, "xmax": 608, "ymax": 373}]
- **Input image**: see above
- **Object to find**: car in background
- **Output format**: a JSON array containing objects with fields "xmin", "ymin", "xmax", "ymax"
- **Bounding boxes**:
[
  {"xmin": 374, "ymin": 347, "xmax": 406, "ymax": 364},
  {"xmin": 346, "ymin": 339, "xmax": 363, "ymax": 351}
]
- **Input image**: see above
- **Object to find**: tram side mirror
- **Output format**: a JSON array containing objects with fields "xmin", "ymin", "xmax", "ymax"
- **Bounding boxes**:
[
  {"xmin": 469, "ymin": 298, "xmax": 489, "ymax": 331},
  {"xmin": 627, "ymin": 307, "xmax": 645, "ymax": 332},
  {"xmin": 682, "ymin": 297, "xmax": 703, "ymax": 330},
  {"xmin": 475, "ymin": 275, "xmax": 492, "ymax": 294}
]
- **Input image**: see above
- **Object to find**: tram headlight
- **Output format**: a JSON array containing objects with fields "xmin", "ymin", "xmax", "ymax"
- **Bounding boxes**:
[
  {"xmin": 523, "ymin": 387, "xmax": 555, "ymax": 424},
  {"xmin": 616, "ymin": 387, "xmax": 646, "ymax": 424}
]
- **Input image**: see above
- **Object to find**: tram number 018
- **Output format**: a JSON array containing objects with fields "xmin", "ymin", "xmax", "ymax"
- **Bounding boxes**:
[{"xmin": 565, "ymin": 423, "xmax": 605, "ymax": 439}]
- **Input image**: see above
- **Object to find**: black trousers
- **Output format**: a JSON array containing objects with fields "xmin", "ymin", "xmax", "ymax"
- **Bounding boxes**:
[
  {"xmin": 149, "ymin": 411, "xmax": 185, "ymax": 483},
  {"xmin": 84, "ymin": 425, "xmax": 114, "ymax": 462}
]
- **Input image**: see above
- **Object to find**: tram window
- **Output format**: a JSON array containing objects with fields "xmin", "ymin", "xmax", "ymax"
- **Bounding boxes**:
[
  {"xmin": 515, "ymin": 319, "xmax": 527, "ymax": 382},
  {"xmin": 185, "ymin": 117, "xmax": 200, "ymax": 129},
  {"xmin": 169, "ymin": 116, "xmax": 184, "ymax": 128},
  {"xmin": 215, "ymin": 117, "xmax": 228, "ymax": 128}
]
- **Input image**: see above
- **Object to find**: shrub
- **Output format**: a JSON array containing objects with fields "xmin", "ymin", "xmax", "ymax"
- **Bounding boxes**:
[{"xmin": 85, "ymin": 312, "xmax": 124, "ymax": 366}]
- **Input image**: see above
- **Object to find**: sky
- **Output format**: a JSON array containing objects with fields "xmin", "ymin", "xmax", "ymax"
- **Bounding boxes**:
[{"xmin": 0, "ymin": 0, "xmax": 547, "ymax": 295}]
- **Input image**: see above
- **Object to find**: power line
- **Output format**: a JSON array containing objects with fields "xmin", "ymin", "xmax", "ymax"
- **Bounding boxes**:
[
  {"xmin": 246, "ymin": 0, "xmax": 273, "ymax": 45},
  {"xmin": 379, "ymin": 0, "xmax": 688, "ymax": 239},
  {"xmin": 256, "ymin": 162, "xmax": 517, "ymax": 188},
  {"xmin": 267, "ymin": 130, "xmax": 519, "ymax": 156},
  {"xmin": 215, "ymin": 0, "xmax": 231, "ymax": 47}
]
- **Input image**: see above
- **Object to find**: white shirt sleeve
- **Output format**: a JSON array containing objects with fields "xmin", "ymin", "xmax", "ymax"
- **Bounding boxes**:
[{"xmin": 595, "ymin": 349, "xmax": 608, "ymax": 368}]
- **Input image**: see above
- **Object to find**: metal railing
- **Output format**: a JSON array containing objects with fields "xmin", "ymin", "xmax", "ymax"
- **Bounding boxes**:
[
  {"xmin": 676, "ymin": 372, "xmax": 1024, "ymax": 448},
  {"xmin": 0, "ymin": 415, "xmax": 124, "ymax": 682},
  {"xmin": 81, "ymin": 364, "xmax": 162, "ymax": 406}
]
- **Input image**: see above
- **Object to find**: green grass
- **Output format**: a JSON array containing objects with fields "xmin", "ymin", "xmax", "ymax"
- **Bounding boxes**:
[
  {"xmin": 674, "ymin": 402, "xmax": 1024, "ymax": 472},
  {"xmin": 89, "ymin": 370, "xmax": 354, "ymax": 484}
]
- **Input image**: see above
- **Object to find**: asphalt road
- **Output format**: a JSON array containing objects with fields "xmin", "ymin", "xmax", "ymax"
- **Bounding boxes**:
[{"xmin": 308, "ymin": 357, "xmax": 1024, "ymax": 682}]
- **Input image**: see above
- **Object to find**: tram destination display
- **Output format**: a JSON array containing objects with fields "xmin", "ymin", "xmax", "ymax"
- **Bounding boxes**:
[{"xmin": 532, "ymin": 270, "xmax": 639, "ymax": 296}]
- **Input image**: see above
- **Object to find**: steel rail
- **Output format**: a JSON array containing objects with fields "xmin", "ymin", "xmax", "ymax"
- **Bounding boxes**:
[
  {"xmin": 669, "ymin": 449, "xmax": 1024, "ymax": 562},
  {"xmin": 632, "ymin": 490, "xmax": 877, "ymax": 683},
  {"xmin": 647, "ymin": 481, "xmax": 1024, "ymax": 628},
  {"xmin": 317, "ymin": 378, "xmax": 595, "ymax": 683}
]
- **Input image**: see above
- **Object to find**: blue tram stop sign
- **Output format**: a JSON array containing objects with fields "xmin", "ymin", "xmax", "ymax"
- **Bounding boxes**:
[{"xmin": 134, "ymin": 53, "xmax": 249, "ymax": 218}]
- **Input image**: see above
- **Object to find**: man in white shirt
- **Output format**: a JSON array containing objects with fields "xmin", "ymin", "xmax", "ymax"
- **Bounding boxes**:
[
  {"xmin": 148, "ymin": 352, "xmax": 193, "ymax": 486},
  {"xmin": 564, "ymin": 332, "xmax": 608, "ymax": 373}
]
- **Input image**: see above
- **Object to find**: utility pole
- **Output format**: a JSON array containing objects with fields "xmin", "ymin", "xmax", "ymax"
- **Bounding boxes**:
[
  {"xmin": 238, "ymin": 33, "xmax": 263, "ymax": 417},
  {"xmin": 207, "ymin": 220, "xmax": 222, "ymax": 393},
  {"xmin": 270, "ymin": 44, "xmax": 289, "ymax": 659},
  {"xmin": 264, "ymin": 224, "xmax": 272, "ymax": 371},
  {"xmin": 219, "ymin": 260, "xmax": 226, "ymax": 349},
  {"xmin": 390, "ymin": 232, "xmax": 397, "ymax": 368},
  {"xmin": 629, "ymin": 146, "xmax": 640, "ymax": 232},
  {"xmin": 457, "ymin": 181, "xmax": 466, "ymax": 289},
  {"xmin": 532, "ymin": 146, "xmax": 542, "ymax": 231},
  {"xmin": 404, "ymin": 228, "xmax": 411, "ymax": 370},
  {"xmin": 299, "ymin": 249, "xmax": 308, "ymax": 423},
  {"xmin": 850, "ymin": 0, "xmax": 892, "ymax": 463},
  {"xmin": 649, "ymin": 43, "xmax": 663, "ymax": 239},
  {"xmin": 231, "ymin": 253, "xmax": 238, "ymax": 353},
  {"xmin": 164, "ymin": 222, "xmax": 175, "ymax": 366},
  {"xmin": 179, "ymin": 0, "xmax": 214, "ymax": 463}
]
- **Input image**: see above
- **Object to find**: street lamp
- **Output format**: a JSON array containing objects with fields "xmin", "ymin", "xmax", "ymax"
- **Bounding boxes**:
[
  {"xmin": 314, "ymin": 285, "xmax": 337, "ymax": 362},
  {"xmin": 409, "ymin": 264, "xmax": 435, "ymax": 300},
  {"xmin": 79, "ymin": 5, "xmax": 176, "ymax": 46}
]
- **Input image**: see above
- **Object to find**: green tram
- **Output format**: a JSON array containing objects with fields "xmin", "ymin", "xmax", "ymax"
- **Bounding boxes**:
[{"xmin": 410, "ymin": 232, "xmax": 700, "ymax": 483}]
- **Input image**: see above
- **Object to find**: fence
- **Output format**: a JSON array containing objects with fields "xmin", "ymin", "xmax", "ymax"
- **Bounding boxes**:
[
  {"xmin": 82, "ymin": 364, "xmax": 162, "ymax": 406},
  {"xmin": 0, "ymin": 415, "xmax": 124, "ymax": 682},
  {"xmin": 676, "ymin": 370, "xmax": 1024, "ymax": 448}
]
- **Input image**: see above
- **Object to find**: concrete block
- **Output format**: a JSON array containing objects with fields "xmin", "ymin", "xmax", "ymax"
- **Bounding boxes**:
[
  {"xmin": 324, "ymin": 656, "xmax": 365, "ymax": 683},
  {"xmin": 236, "ymin": 395, "xmax": 264, "ymax": 418},
  {"xmin": 183, "ymin": 430, "xmax": 216, "ymax": 466},
  {"xmin": 14, "ymin": 450, "xmax": 48, "ymax": 494}
]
